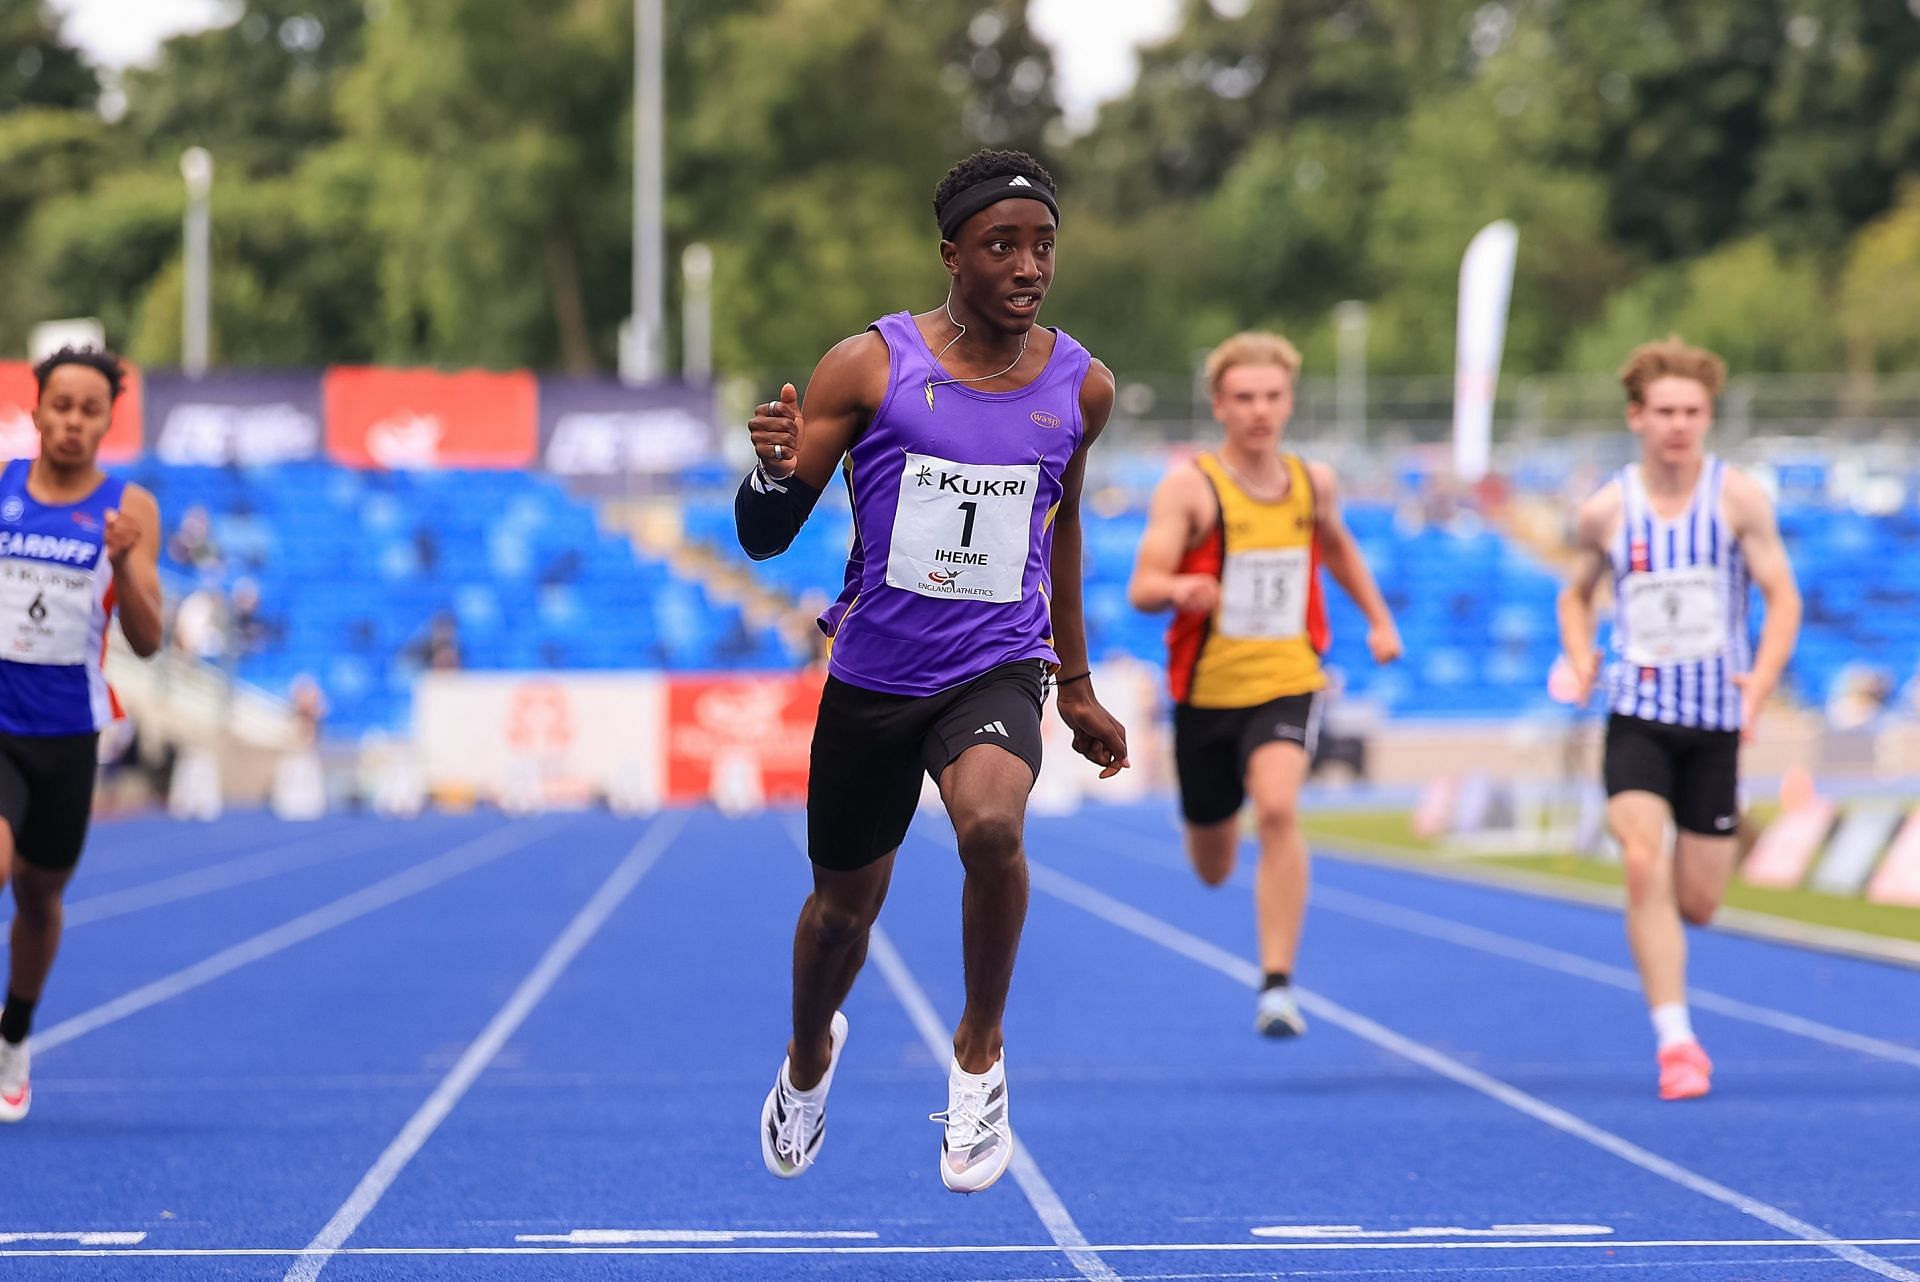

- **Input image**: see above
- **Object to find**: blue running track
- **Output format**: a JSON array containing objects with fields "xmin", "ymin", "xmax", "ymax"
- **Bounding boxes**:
[{"xmin": 3, "ymin": 802, "xmax": 1917, "ymax": 1280}]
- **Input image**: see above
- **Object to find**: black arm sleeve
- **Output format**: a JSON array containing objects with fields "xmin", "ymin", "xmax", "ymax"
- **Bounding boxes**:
[{"xmin": 735, "ymin": 465, "xmax": 824, "ymax": 561}]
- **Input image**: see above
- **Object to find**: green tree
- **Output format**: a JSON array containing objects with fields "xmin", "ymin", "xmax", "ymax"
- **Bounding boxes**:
[
  {"xmin": 119, "ymin": 0, "xmax": 367, "ymax": 176},
  {"xmin": 1746, "ymin": 1, "xmax": 1920, "ymax": 253},
  {"xmin": 129, "ymin": 152, "xmax": 383, "ymax": 366},
  {"xmin": 1568, "ymin": 236, "xmax": 1840, "ymax": 374},
  {"xmin": 679, "ymin": 0, "xmax": 1064, "ymax": 378},
  {"xmin": 1073, "ymin": 0, "xmax": 1480, "ymax": 214},
  {"xmin": 336, "ymin": 0, "xmax": 632, "ymax": 371},
  {"xmin": 1839, "ymin": 181, "xmax": 1920, "ymax": 375},
  {"xmin": 0, "ymin": 0, "xmax": 98, "ymax": 112}
]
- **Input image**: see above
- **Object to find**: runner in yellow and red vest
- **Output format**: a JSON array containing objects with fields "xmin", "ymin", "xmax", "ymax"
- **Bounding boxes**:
[{"xmin": 1129, "ymin": 332, "xmax": 1401, "ymax": 1038}]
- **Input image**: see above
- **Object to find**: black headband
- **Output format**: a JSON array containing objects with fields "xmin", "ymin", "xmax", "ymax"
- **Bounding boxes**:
[{"xmin": 937, "ymin": 175, "xmax": 1060, "ymax": 241}]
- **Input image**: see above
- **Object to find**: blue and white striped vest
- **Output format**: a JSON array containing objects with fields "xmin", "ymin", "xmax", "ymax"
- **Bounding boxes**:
[{"xmin": 1606, "ymin": 458, "xmax": 1753, "ymax": 730}]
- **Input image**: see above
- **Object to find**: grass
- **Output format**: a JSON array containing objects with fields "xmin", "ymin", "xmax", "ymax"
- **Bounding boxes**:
[{"xmin": 1302, "ymin": 809, "xmax": 1920, "ymax": 946}]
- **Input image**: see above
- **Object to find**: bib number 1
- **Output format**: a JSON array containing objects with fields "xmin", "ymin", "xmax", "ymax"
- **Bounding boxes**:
[{"xmin": 886, "ymin": 452, "xmax": 1039, "ymax": 603}]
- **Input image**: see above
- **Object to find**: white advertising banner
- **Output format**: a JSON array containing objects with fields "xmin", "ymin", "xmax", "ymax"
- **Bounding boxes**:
[
  {"xmin": 414, "ymin": 672, "xmax": 666, "ymax": 807},
  {"xmin": 1453, "ymin": 219, "xmax": 1518, "ymax": 483}
]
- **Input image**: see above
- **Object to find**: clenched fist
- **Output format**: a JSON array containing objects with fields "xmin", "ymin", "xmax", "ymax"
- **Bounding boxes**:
[{"xmin": 749, "ymin": 383, "xmax": 803, "ymax": 479}]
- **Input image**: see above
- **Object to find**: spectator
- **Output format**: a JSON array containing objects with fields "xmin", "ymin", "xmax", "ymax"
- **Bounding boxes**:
[
  {"xmin": 168, "ymin": 504, "xmax": 223, "ymax": 572},
  {"xmin": 424, "ymin": 611, "xmax": 463, "ymax": 671},
  {"xmin": 289, "ymin": 674, "xmax": 328, "ymax": 745},
  {"xmin": 172, "ymin": 581, "xmax": 227, "ymax": 662},
  {"xmin": 229, "ymin": 577, "xmax": 280, "ymax": 655}
]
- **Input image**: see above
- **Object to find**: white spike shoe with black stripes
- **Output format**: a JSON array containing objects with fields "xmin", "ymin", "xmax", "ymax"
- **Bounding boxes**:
[{"xmin": 760, "ymin": 1011, "xmax": 848, "ymax": 1178}]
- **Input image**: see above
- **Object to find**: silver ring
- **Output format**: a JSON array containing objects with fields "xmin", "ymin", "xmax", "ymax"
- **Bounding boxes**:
[{"xmin": 773, "ymin": 445, "xmax": 786, "ymax": 459}]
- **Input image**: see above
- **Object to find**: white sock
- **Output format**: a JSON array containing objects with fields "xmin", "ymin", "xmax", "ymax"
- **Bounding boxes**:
[
  {"xmin": 781, "ymin": 1059, "xmax": 828, "ymax": 1100},
  {"xmin": 950, "ymin": 1054, "xmax": 1004, "ymax": 1088},
  {"xmin": 1650, "ymin": 1002, "xmax": 1694, "ymax": 1051}
]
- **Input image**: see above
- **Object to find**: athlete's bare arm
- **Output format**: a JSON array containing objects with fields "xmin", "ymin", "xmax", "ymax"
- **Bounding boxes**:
[
  {"xmin": 107, "ymin": 484, "xmax": 163, "ymax": 658},
  {"xmin": 1126, "ymin": 464, "xmax": 1217, "ymax": 615},
  {"xmin": 1306, "ymin": 462, "xmax": 1401, "ymax": 665},
  {"xmin": 1051, "ymin": 360, "xmax": 1129, "ymax": 777},
  {"xmin": 1723, "ymin": 468, "xmax": 1801, "ymax": 739},
  {"xmin": 1557, "ymin": 481, "xmax": 1621, "ymax": 705},
  {"xmin": 746, "ymin": 332, "xmax": 890, "ymax": 489}
]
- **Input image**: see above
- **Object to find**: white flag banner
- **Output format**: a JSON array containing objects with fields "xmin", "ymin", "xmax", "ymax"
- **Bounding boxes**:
[{"xmin": 1453, "ymin": 219, "xmax": 1518, "ymax": 482}]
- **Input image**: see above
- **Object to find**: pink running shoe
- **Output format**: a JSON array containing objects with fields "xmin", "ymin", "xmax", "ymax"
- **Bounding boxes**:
[{"xmin": 1657, "ymin": 1040, "xmax": 1713, "ymax": 1102}]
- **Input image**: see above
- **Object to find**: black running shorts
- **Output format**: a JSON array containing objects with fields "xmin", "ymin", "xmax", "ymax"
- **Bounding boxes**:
[
  {"xmin": 0, "ymin": 731, "xmax": 101, "ymax": 870},
  {"xmin": 1603, "ymin": 714, "xmax": 1740, "ymax": 837},
  {"xmin": 1173, "ymin": 691, "xmax": 1323, "ymax": 827},
  {"xmin": 806, "ymin": 659, "xmax": 1047, "ymax": 872}
]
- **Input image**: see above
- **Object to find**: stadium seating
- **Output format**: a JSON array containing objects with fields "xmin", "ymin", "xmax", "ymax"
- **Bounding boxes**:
[
  {"xmin": 683, "ymin": 491, "xmax": 1570, "ymax": 719},
  {"xmin": 680, "ymin": 490, "xmax": 1915, "ymax": 720},
  {"xmin": 128, "ymin": 456, "xmax": 1919, "ymax": 736},
  {"xmin": 128, "ymin": 462, "xmax": 800, "ymax": 735}
]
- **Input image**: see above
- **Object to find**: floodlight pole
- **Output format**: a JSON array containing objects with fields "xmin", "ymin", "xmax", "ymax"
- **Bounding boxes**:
[
  {"xmin": 682, "ymin": 242, "xmax": 712, "ymax": 381},
  {"xmin": 1334, "ymin": 300, "xmax": 1367, "ymax": 447},
  {"xmin": 181, "ymin": 147, "xmax": 214, "ymax": 378},
  {"xmin": 628, "ymin": 0, "xmax": 666, "ymax": 382}
]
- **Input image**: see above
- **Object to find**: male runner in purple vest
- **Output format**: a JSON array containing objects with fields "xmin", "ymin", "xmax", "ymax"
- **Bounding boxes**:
[{"xmin": 736, "ymin": 149, "xmax": 1128, "ymax": 1193}]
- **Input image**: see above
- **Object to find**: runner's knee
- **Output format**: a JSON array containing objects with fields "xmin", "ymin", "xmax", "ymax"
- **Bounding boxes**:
[
  {"xmin": 953, "ymin": 808, "xmax": 1023, "ymax": 869},
  {"xmin": 806, "ymin": 890, "xmax": 877, "ymax": 948},
  {"xmin": 1253, "ymin": 797, "xmax": 1299, "ymax": 842},
  {"xmin": 12, "ymin": 882, "xmax": 60, "ymax": 930},
  {"xmin": 1619, "ymin": 841, "xmax": 1669, "ymax": 901},
  {"xmin": 1677, "ymin": 888, "xmax": 1718, "ymax": 927}
]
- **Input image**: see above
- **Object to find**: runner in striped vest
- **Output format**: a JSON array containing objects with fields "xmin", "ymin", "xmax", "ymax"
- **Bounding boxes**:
[{"xmin": 1558, "ymin": 337, "xmax": 1801, "ymax": 1103}]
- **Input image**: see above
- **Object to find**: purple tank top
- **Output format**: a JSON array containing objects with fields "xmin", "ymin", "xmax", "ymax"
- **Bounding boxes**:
[{"xmin": 818, "ymin": 311, "xmax": 1092, "ymax": 696}]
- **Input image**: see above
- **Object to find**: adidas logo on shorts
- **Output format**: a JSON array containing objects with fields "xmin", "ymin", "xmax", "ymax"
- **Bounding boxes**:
[{"xmin": 975, "ymin": 721, "xmax": 1009, "ymax": 737}]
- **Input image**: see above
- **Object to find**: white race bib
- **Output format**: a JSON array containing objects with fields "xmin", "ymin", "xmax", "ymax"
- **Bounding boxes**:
[
  {"xmin": 0, "ymin": 557, "xmax": 96, "ymax": 665},
  {"xmin": 886, "ymin": 452, "xmax": 1038, "ymax": 603},
  {"xmin": 1218, "ymin": 546, "xmax": 1310, "ymax": 640},
  {"xmin": 1621, "ymin": 567, "xmax": 1727, "ymax": 666}
]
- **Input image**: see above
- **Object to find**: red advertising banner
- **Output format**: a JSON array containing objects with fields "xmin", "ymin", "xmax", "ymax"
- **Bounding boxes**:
[
  {"xmin": 664, "ymin": 671, "xmax": 827, "ymax": 805},
  {"xmin": 0, "ymin": 361, "xmax": 143, "ymax": 463},
  {"xmin": 325, "ymin": 366, "xmax": 537, "ymax": 469}
]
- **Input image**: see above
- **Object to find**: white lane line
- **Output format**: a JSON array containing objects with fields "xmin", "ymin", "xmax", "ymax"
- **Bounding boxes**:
[
  {"xmin": 867, "ymin": 927, "xmax": 1121, "ymax": 1282},
  {"xmin": 284, "ymin": 812, "xmax": 689, "ymax": 1282},
  {"xmin": 1027, "ymin": 860, "xmax": 1920, "ymax": 1282},
  {"xmin": 1310, "ymin": 884, "xmax": 1920, "ymax": 1071},
  {"xmin": 1082, "ymin": 818, "xmax": 1920, "ymax": 1072},
  {"xmin": 4, "ymin": 1238, "xmax": 1920, "ymax": 1259},
  {"xmin": 1251, "ymin": 1223, "xmax": 1612, "ymax": 1239},
  {"xmin": 36, "ymin": 820, "xmax": 565, "ymax": 1057},
  {"xmin": 779, "ymin": 814, "xmax": 1118, "ymax": 1281},
  {"xmin": 58, "ymin": 826, "xmax": 405, "ymax": 929},
  {"xmin": 515, "ymin": 1229, "xmax": 880, "ymax": 1243},
  {"xmin": 0, "ymin": 1233, "xmax": 147, "ymax": 1245}
]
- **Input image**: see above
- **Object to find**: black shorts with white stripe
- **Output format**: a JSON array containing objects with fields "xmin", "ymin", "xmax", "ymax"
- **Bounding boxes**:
[
  {"xmin": 805, "ymin": 659, "xmax": 1047, "ymax": 872},
  {"xmin": 1173, "ymin": 690, "xmax": 1324, "ymax": 826}
]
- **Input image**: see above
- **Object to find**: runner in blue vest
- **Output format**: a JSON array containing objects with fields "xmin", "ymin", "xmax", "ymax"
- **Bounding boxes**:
[
  {"xmin": 736, "ymin": 150, "xmax": 1129, "ymax": 1192},
  {"xmin": 0, "ymin": 346, "xmax": 163, "ymax": 1122},
  {"xmin": 1558, "ymin": 337, "xmax": 1800, "ymax": 1102}
]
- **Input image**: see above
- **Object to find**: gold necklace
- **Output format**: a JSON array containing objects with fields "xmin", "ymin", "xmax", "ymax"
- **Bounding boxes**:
[{"xmin": 924, "ymin": 298, "xmax": 1028, "ymax": 410}]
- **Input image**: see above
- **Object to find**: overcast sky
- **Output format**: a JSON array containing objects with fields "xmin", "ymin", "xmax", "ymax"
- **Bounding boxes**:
[{"xmin": 49, "ymin": 0, "xmax": 1185, "ymax": 130}]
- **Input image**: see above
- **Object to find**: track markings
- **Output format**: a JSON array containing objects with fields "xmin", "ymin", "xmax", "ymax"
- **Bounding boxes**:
[
  {"xmin": 284, "ymin": 813, "xmax": 688, "ymax": 1282},
  {"xmin": 514, "ymin": 1229, "xmax": 880, "ymax": 1244},
  {"xmin": 1250, "ymin": 1223, "xmax": 1614, "ymax": 1239},
  {"xmin": 0, "ymin": 1232, "xmax": 147, "ymax": 1246},
  {"xmin": 37, "ymin": 819, "xmax": 567, "ymax": 1057},
  {"xmin": 1030, "ymin": 859, "xmax": 1920, "ymax": 1282}
]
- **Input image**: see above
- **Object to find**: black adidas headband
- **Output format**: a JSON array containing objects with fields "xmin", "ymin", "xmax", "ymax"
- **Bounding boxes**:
[{"xmin": 936, "ymin": 175, "xmax": 1061, "ymax": 242}]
